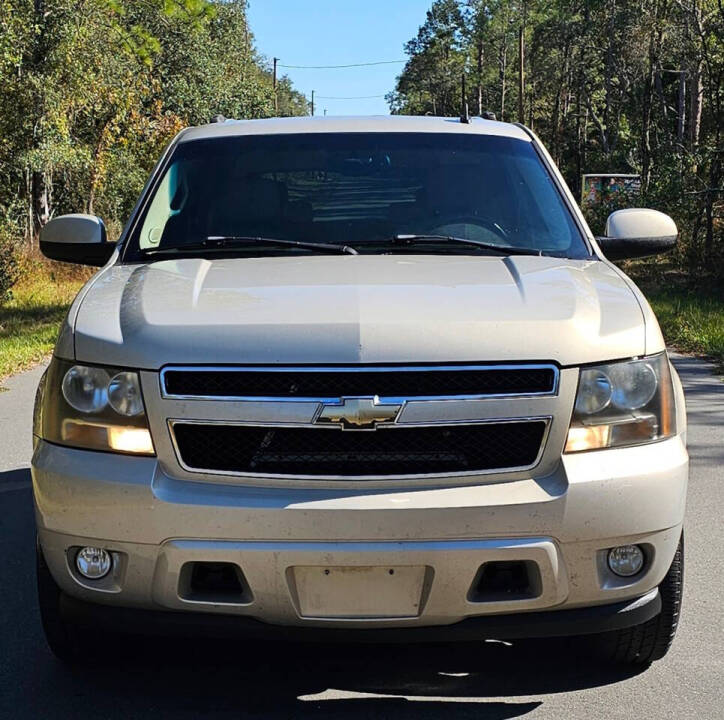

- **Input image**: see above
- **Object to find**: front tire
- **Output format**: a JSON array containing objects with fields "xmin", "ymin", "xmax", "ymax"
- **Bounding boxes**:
[{"xmin": 595, "ymin": 534, "xmax": 684, "ymax": 665}]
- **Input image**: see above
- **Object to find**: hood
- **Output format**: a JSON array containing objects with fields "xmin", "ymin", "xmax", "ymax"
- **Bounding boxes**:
[{"xmin": 72, "ymin": 255, "xmax": 646, "ymax": 368}]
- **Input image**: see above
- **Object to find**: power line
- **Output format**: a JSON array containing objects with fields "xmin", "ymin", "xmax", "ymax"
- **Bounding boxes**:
[
  {"xmin": 278, "ymin": 59, "xmax": 404, "ymax": 69},
  {"xmin": 315, "ymin": 94, "xmax": 387, "ymax": 100}
]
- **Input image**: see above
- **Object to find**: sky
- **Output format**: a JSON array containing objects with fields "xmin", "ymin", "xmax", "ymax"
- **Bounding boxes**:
[{"xmin": 247, "ymin": 0, "xmax": 429, "ymax": 116}]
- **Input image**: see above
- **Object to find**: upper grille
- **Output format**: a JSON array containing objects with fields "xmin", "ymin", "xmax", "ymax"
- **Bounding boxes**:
[
  {"xmin": 171, "ymin": 421, "xmax": 547, "ymax": 477},
  {"xmin": 162, "ymin": 365, "xmax": 557, "ymax": 400}
]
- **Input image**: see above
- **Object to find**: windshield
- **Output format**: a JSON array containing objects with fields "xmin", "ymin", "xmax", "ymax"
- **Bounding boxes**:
[{"xmin": 125, "ymin": 132, "xmax": 589, "ymax": 260}]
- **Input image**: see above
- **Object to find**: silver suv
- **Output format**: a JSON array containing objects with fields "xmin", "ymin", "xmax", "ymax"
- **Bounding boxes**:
[{"xmin": 33, "ymin": 116, "xmax": 687, "ymax": 665}]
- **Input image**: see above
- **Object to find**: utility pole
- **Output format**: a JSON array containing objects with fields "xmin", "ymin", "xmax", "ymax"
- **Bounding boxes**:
[
  {"xmin": 272, "ymin": 57, "xmax": 278, "ymax": 115},
  {"xmin": 518, "ymin": 23, "xmax": 525, "ymax": 124},
  {"xmin": 311, "ymin": 90, "xmax": 315, "ymax": 117}
]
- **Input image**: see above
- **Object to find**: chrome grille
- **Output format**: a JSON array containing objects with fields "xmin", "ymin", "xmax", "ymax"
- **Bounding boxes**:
[{"xmin": 159, "ymin": 363, "xmax": 560, "ymax": 480}]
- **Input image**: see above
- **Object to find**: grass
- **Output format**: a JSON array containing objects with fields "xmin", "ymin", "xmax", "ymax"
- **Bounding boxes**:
[
  {"xmin": 0, "ymin": 260, "xmax": 90, "ymax": 382},
  {"xmin": 643, "ymin": 287, "xmax": 724, "ymax": 371}
]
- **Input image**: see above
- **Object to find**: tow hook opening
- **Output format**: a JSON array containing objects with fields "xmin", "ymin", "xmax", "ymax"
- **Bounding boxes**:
[
  {"xmin": 179, "ymin": 562, "xmax": 253, "ymax": 604},
  {"xmin": 468, "ymin": 560, "xmax": 542, "ymax": 602}
]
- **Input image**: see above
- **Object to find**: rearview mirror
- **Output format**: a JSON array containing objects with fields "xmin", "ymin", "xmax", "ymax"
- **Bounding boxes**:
[
  {"xmin": 39, "ymin": 214, "xmax": 116, "ymax": 267},
  {"xmin": 597, "ymin": 209, "xmax": 677, "ymax": 261}
]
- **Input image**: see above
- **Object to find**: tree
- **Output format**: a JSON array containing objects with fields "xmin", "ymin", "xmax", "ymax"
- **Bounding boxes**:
[{"xmin": 388, "ymin": 0, "xmax": 467, "ymax": 116}]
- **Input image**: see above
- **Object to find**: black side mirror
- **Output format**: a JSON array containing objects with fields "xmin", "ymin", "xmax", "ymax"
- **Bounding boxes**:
[
  {"xmin": 596, "ymin": 209, "xmax": 678, "ymax": 261},
  {"xmin": 39, "ymin": 215, "xmax": 116, "ymax": 266}
]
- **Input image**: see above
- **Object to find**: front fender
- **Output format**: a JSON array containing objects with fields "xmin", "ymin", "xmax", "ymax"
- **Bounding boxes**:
[
  {"xmin": 32, "ymin": 366, "xmax": 48, "ymax": 450},
  {"xmin": 670, "ymin": 357, "xmax": 687, "ymax": 446}
]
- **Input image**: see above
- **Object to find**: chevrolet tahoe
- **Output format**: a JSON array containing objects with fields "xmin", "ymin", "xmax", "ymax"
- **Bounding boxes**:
[{"xmin": 32, "ymin": 115, "xmax": 687, "ymax": 666}]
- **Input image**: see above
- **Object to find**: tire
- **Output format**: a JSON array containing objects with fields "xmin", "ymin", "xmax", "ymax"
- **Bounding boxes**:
[{"xmin": 595, "ymin": 533, "xmax": 684, "ymax": 666}]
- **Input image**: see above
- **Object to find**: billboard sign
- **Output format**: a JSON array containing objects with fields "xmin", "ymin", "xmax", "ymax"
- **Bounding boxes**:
[{"xmin": 581, "ymin": 174, "xmax": 641, "ymax": 207}]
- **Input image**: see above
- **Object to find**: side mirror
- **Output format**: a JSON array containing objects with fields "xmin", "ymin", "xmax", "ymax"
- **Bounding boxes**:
[
  {"xmin": 597, "ymin": 209, "xmax": 678, "ymax": 261},
  {"xmin": 39, "ymin": 214, "xmax": 116, "ymax": 266}
]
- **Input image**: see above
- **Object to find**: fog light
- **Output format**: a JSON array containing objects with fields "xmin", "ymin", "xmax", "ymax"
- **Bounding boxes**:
[
  {"xmin": 76, "ymin": 547, "xmax": 112, "ymax": 579},
  {"xmin": 607, "ymin": 545, "xmax": 644, "ymax": 577}
]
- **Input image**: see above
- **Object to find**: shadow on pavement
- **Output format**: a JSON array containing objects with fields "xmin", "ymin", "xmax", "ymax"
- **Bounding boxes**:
[
  {"xmin": 10, "ymin": 632, "xmax": 646, "ymax": 719},
  {"xmin": 0, "ymin": 467, "xmax": 31, "ymax": 488}
]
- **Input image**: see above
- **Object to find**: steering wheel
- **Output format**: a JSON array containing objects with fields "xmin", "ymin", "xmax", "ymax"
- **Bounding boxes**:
[{"xmin": 427, "ymin": 215, "xmax": 509, "ymax": 243}]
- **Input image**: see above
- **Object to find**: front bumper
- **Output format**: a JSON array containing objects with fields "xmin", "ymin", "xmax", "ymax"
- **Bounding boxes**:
[
  {"xmin": 58, "ymin": 588, "xmax": 662, "ymax": 642},
  {"xmin": 33, "ymin": 435, "xmax": 687, "ymax": 631}
]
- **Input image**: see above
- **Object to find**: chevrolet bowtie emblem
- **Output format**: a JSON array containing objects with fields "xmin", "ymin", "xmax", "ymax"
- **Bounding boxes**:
[{"xmin": 317, "ymin": 397, "xmax": 402, "ymax": 429}]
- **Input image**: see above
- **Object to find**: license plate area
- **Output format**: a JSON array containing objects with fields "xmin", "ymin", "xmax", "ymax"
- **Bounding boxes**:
[{"xmin": 291, "ymin": 565, "xmax": 428, "ymax": 619}]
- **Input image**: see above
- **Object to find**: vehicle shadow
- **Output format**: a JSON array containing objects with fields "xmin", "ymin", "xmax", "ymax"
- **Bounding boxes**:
[
  {"xmin": 0, "ymin": 467, "xmax": 31, "ymax": 489},
  {"xmin": 25, "ymin": 635, "xmax": 645, "ymax": 719}
]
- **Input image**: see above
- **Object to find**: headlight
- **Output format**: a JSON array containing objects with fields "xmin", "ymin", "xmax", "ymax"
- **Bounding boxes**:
[
  {"xmin": 565, "ymin": 353, "xmax": 676, "ymax": 453},
  {"xmin": 61, "ymin": 365, "xmax": 110, "ymax": 412},
  {"xmin": 38, "ymin": 358, "xmax": 155, "ymax": 455},
  {"xmin": 107, "ymin": 372, "xmax": 144, "ymax": 416}
]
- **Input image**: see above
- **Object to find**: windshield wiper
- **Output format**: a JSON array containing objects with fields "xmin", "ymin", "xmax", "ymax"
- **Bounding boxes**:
[
  {"xmin": 142, "ymin": 235, "xmax": 359, "ymax": 256},
  {"xmin": 387, "ymin": 234, "xmax": 542, "ymax": 257}
]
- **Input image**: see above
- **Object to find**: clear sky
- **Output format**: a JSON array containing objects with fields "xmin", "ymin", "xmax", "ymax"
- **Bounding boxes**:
[{"xmin": 247, "ymin": 0, "xmax": 429, "ymax": 116}]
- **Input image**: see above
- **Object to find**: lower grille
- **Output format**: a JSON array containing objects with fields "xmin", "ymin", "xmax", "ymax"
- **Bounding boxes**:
[{"xmin": 171, "ymin": 421, "xmax": 547, "ymax": 477}]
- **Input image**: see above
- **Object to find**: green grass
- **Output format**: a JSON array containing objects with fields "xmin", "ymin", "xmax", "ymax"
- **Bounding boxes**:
[
  {"xmin": 0, "ymin": 266, "xmax": 88, "ymax": 382},
  {"xmin": 643, "ymin": 286, "xmax": 724, "ymax": 371}
]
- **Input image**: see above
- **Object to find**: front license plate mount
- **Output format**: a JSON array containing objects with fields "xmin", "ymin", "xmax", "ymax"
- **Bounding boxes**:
[{"xmin": 289, "ymin": 565, "xmax": 430, "ymax": 619}]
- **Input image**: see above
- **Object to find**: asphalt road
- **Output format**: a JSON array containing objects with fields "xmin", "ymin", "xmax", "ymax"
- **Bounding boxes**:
[{"xmin": 1, "ymin": 357, "xmax": 722, "ymax": 719}]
